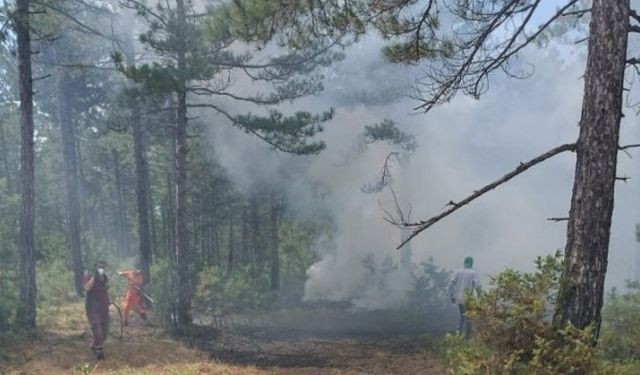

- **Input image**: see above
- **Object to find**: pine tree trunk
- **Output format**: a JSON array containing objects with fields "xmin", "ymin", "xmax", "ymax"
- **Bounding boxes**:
[
  {"xmin": 124, "ymin": 26, "xmax": 152, "ymax": 283},
  {"xmin": 174, "ymin": 0, "xmax": 191, "ymax": 326},
  {"xmin": 227, "ymin": 213, "xmax": 234, "ymax": 274},
  {"xmin": 112, "ymin": 149, "xmax": 130, "ymax": 257},
  {"xmin": 15, "ymin": 0, "xmax": 37, "ymax": 328},
  {"xmin": 56, "ymin": 70, "xmax": 85, "ymax": 297},
  {"xmin": 132, "ymin": 99, "xmax": 152, "ymax": 282},
  {"xmin": 270, "ymin": 191, "xmax": 280, "ymax": 291},
  {"xmin": 249, "ymin": 192, "xmax": 259, "ymax": 266},
  {"xmin": 554, "ymin": 0, "xmax": 629, "ymax": 331},
  {"xmin": 175, "ymin": 87, "xmax": 191, "ymax": 327}
]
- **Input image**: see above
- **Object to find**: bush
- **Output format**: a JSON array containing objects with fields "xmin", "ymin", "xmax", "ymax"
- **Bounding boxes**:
[
  {"xmin": 194, "ymin": 264, "xmax": 275, "ymax": 317},
  {"xmin": 444, "ymin": 252, "xmax": 615, "ymax": 374},
  {"xmin": 408, "ymin": 258, "xmax": 451, "ymax": 310},
  {"xmin": 0, "ymin": 269, "xmax": 17, "ymax": 330},
  {"xmin": 147, "ymin": 258, "xmax": 178, "ymax": 328},
  {"xmin": 600, "ymin": 282, "xmax": 640, "ymax": 361},
  {"xmin": 37, "ymin": 258, "xmax": 78, "ymax": 306}
]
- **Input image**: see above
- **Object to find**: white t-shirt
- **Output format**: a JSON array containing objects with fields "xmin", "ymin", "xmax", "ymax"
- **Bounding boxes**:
[{"xmin": 448, "ymin": 268, "xmax": 481, "ymax": 304}]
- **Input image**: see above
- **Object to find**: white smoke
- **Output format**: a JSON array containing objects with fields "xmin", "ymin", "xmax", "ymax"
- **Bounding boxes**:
[{"xmin": 206, "ymin": 33, "xmax": 640, "ymax": 310}]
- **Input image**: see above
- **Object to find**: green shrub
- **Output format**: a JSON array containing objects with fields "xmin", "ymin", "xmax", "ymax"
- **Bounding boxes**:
[
  {"xmin": 147, "ymin": 258, "xmax": 178, "ymax": 328},
  {"xmin": 408, "ymin": 258, "xmax": 451, "ymax": 310},
  {"xmin": 600, "ymin": 282, "xmax": 640, "ymax": 361},
  {"xmin": 0, "ymin": 269, "xmax": 17, "ymax": 330},
  {"xmin": 194, "ymin": 264, "xmax": 275, "ymax": 316},
  {"xmin": 444, "ymin": 252, "xmax": 614, "ymax": 374},
  {"xmin": 37, "ymin": 258, "xmax": 77, "ymax": 306}
]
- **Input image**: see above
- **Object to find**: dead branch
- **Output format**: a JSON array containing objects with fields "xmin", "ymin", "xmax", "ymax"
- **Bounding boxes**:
[
  {"xmin": 619, "ymin": 143, "xmax": 640, "ymax": 158},
  {"xmin": 547, "ymin": 217, "xmax": 569, "ymax": 222},
  {"xmin": 632, "ymin": 9, "xmax": 640, "ymax": 25},
  {"xmin": 388, "ymin": 143, "xmax": 577, "ymax": 249},
  {"xmin": 616, "ymin": 176, "xmax": 631, "ymax": 183}
]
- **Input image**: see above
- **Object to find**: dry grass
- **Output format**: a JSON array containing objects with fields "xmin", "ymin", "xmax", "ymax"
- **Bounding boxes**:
[{"xmin": 1, "ymin": 303, "xmax": 446, "ymax": 375}]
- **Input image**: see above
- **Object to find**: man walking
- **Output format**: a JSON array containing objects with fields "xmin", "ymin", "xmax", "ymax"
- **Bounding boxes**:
[
  {"xmin": 84, "ymin": 260, "xmax": 110, "ymax": 360},
  {"xmin": 448, "ymin": 256, "xmax": 481, "ymax": 336}
]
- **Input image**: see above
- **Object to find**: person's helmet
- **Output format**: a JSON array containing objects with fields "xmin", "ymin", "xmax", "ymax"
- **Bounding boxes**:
[{"xmin": 464, "ymin": 257, "xmax": 474, "ymax": 268}]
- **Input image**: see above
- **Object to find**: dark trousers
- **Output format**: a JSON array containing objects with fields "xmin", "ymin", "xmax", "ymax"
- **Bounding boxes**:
[
  {"xmin": 88, "ymin": 313, "xmax": 109, "ymax": 352},
  {"xmin": 457, "ymin": 303, "xmax": 471, "ymax": 336}
]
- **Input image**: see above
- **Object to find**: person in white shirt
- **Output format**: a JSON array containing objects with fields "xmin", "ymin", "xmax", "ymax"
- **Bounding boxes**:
[{"xmin": 448, "ymin": 256, "xmax": 482, "ymax": 336}]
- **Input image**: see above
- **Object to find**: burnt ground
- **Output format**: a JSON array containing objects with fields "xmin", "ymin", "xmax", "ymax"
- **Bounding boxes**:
[
  {"xmin": 193, "ymin": 331, "xmax": 447, "ymax": 374},
  {"xmin": 1, "ymin": 304, "xmax": 451, "ymax": 374},
  {"xmin": 186, "ymin": 306, "xmax": 454, "ymax": 374}
]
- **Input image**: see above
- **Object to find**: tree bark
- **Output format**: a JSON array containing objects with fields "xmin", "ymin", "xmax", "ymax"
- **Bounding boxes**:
[
  {"xmin": 270, "ymin": 191, "xmax": 281, "ymax": 291},
  {"xmin": 132, "ymin": 97, "xmax": 152, "ymax": 282},
  {"xmin": 15, "ymin": 0, "xmax": 37, "ymax": 328},
  {"xmin": 123, "ymin": 15, "xmax": 153, "ymax": 283},
  {"xmin": 554, "ymin": 0, "xmax": 629, "ymax": 331},
  {"xmin": 56, "ymin": 70, "xmax": 85, "ymax": 297},
  {"xmin": 174, "ymin": 0, "xmax": 192, "ymax": 327},
  {"xmin": 112, "ymin": 149, "xmax": 130, "ymax": 257},
  {"xmin": 227, "ymin": 213, "xmax": 234, "ymax": 274}
]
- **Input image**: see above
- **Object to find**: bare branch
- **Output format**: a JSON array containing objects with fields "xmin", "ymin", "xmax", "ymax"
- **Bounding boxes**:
[
  {"xmin": 616, "ymin": 176, "xmax": 631, "ymax": 183},
  {"xmin": 547, "ymin": 217, "xmax": 569, "ymax": 222},
  {"xmin": 393, "ymin": 143, "xmax": 577, "ymax": 249},
  {"xmin": 631, "ymin": 9, "xmax": 640, "ymax": 25}
]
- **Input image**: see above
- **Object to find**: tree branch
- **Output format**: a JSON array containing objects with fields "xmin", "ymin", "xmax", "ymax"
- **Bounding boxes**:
[
  {"xmin": 547, "ymin": 217, "xmax": 569, "ymax": 222},
  {"xmin": 389, "ymin": 143, "xmax": 577, "ymax": 249}
]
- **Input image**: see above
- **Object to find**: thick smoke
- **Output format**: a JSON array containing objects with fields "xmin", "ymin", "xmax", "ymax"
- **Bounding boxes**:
[{"xmin": 207, "ymin": 34, "xmax": 640, "ymax": 310}]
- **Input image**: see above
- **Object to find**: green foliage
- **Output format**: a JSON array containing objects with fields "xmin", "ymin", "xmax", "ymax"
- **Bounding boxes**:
[
  {"xmin": 0, "ymin": 269, "xmax": 17, "ymax": 331},
  {"xmin": 36, "ymin": 259, "xmax": 77, "ymax": 307},
  {"xmin": 278, "ymin": 221, "xmax": 322, "ymax": 302},
  {"xmin": 408, "ymin": 258, "xmax": 451, "ymax": 311},
  {"xmin": 362, "ymin": 119, "xmax": 418, "ymax": 152},
  {"xmin": 147, "ymin": 259, "xmax": 178, "ymax": 328},
  {"xmin": 234, "ymin": 109, "xmax": 333, "ymax": 155},
  {"xmin": 194, "ymin": 265, "xmax": 275, "ymax": 316},
  {"xmin": 601, "ymin": 282, "xmax": 640, "ymax": 361},
  {"xmin": 444, "ymin": 252, "xmax": 612, "ymax": 374}
]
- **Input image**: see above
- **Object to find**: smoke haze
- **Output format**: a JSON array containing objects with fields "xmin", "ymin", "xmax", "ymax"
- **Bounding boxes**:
[{"xmin": 206, "ymin": 34, "xmax": 640, "ymax": 309}]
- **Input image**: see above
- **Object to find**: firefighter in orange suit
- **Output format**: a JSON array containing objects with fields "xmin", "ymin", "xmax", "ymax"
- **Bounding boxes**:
[{"xmin": 118, "ymin": 265, "xmax": 148, "ymax": 326}]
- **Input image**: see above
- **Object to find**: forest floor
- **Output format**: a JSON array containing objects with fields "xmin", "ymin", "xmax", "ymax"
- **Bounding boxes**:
[{"xmin": 0, "ymin": 303, "xmax": 447, "ymax": 375}]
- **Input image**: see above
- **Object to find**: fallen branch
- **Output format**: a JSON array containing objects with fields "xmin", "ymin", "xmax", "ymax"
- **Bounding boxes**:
[{"xmin": 389, "ymin": 143, "xmax": 577, "ymax": 249}]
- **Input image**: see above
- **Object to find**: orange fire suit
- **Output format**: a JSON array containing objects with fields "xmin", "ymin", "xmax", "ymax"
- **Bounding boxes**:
[{"xmin": 120, "ymin": 270, "xmax": 148, "ymax": 325}]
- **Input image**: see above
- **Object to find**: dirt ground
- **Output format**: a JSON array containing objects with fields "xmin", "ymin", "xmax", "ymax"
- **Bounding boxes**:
[{"xmin": 0, "ymin": 304, "xmax": 447, "ymax": 375}]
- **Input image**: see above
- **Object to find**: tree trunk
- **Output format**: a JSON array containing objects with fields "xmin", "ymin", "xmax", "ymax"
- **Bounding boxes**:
[
  {"xmin": 112, "ymin": 149, "xmax": 130, "ymax": 257},
  {"xmin": 241, "ymin": 205, "xmax": 248, "ymax": 264},
  {"xmin": 56, "ymin": 70, "xmax": 85, "ymax": 296},
  {"xmin": 227, "ymin": 213, "xmax": 234, "ymax": 274},
  {"xmin": 270, "ymin": 191, "xmax": 281, "ymax": 291},
  {"xmin": 175, "ymin": 87, "xmax": 191, "ymax": 327},
  {"xmin": 123, "ymin": 20, "xmax": 152, "ymax": 283},
  {"xmin": 132, "ymin": 99, "xmax": 152, "ymax": 282},
  {"xmin": 15, "ymin": 0, "xmax": 37, "ymax": 328},
  {"xmin": 554, "ymin": 0, "xmax": 629, "ymax": 331},
  {"xmin": 174, "ymin": 0, "xmax": 191, "ymax": 326}
]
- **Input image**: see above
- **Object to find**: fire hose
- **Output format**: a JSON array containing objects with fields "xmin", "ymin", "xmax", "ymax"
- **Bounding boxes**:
[{"xmin": 110, "ymin": 302, "xmax": 124, "ymax": 342}]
